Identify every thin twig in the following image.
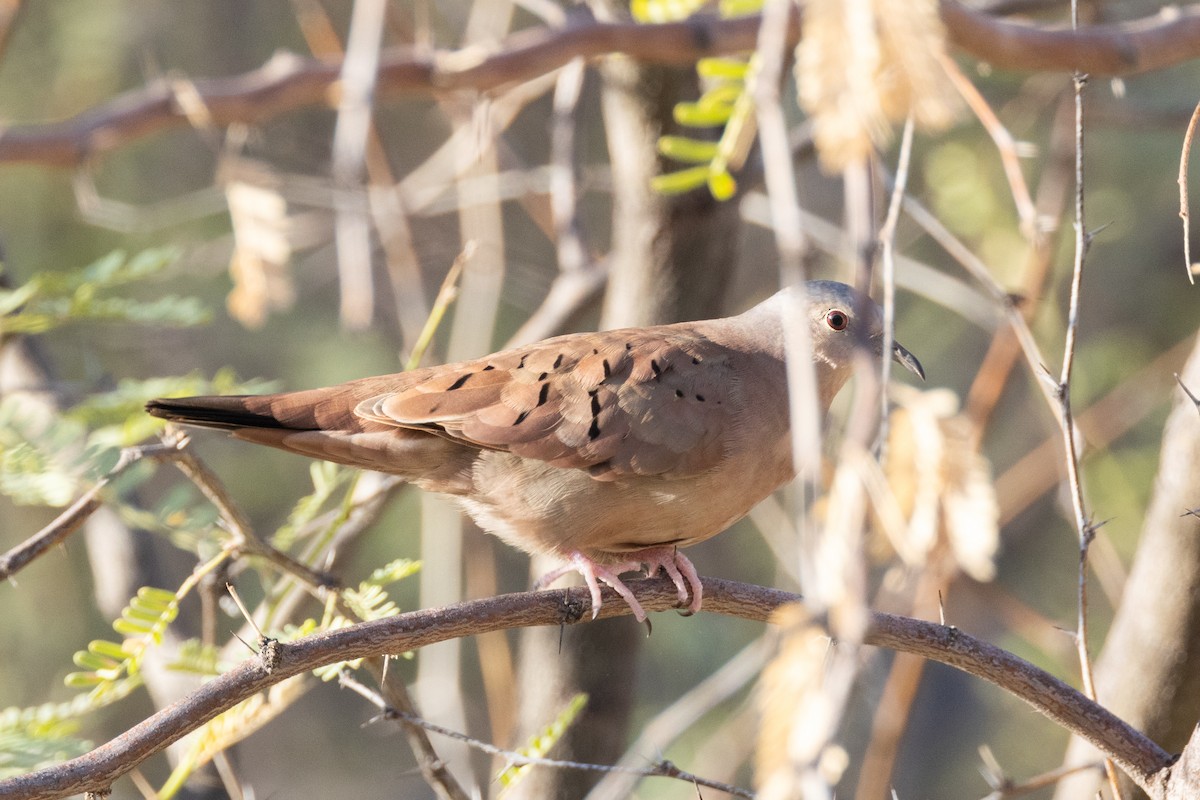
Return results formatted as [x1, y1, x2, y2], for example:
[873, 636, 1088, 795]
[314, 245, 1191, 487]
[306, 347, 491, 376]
[1177, 99, 1200, 284]
[939, 52, 1039, 239]
[978, 745, 1102, 799]
[1062, 4, 1121, 795]
[0, 441, 180, 581]
[329, 0, 387, 330]
[900, 193, 1062, 419]
[878, 115, 916, 450]
[365, 656, 472, 800]
[337, 671, 754, 798]
[163, 443, 334, 593]
[501, 54, 610, 347]
[962, 92, 1074, 433]
[588, 636, 772, 800]
[755, 0, 820, 485]
[996, 334, 1195, 527]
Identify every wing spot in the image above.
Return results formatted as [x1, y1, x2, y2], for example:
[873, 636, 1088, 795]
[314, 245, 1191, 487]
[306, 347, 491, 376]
[553, 353, 564, 369]
[518, 354, 528, 369]
[537, 383, 550, 406]
[601, 359, 611, 380]
[537, 372, 549, 381]
[692, 357, 701, 365]
[513, 410, 530, 426]
[447, 374, 471, 391]
[675, 389, 684, 398]
[650, 359, 662, 380]
[588, 390, 603, 438]
[482, 364, 496, 371]
[625, 342, 633, 351]
[695, 394, 706, 402]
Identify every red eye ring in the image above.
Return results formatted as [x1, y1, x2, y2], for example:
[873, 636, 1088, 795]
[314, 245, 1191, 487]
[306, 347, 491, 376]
[825, 310, 848, 331]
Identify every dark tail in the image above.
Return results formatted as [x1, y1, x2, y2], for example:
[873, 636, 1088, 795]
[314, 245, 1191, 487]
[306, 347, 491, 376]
[146, 396, 291, 431]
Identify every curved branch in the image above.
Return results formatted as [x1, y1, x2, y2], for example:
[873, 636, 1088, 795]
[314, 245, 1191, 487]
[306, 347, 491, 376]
[0, 577, 1172, 800]
[4, 2, 1200, 167]
[0, 13, 774, 168]
[941, 1, 1200, 76]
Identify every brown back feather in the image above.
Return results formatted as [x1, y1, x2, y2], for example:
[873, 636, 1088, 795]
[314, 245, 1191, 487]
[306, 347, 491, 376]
[354, 326, 741, 479]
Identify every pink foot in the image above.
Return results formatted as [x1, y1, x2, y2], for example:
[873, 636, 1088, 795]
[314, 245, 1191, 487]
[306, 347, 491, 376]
[535, 547, 703, 622]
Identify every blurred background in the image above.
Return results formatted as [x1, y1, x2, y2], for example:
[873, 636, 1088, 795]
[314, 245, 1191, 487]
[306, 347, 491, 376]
[0, 1, 1198, 798]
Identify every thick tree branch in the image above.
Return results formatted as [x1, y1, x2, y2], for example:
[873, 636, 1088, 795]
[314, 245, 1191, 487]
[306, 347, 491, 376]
[4, 2, 1200, 167]
[0, 577, 1173, 800]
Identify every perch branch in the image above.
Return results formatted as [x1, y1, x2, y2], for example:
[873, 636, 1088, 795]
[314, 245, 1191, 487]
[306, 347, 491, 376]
[0, 577, 1173, 800]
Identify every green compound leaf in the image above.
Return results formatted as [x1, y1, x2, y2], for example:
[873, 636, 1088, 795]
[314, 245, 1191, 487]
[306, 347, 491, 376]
[636, 1, 763, 200]
[0, 248, 209, 336]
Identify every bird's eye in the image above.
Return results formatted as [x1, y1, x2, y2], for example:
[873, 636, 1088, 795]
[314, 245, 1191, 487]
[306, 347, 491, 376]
[825, 310, 848, 331]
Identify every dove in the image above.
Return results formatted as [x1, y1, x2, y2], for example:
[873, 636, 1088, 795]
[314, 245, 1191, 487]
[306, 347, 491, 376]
[146, 281, 923, 621]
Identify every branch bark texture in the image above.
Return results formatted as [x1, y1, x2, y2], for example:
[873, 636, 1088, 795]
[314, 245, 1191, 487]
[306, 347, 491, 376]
[0, 577, 1174, 800]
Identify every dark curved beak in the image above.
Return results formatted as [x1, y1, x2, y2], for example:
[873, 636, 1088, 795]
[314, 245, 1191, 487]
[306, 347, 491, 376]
[893, 341, 925, 381]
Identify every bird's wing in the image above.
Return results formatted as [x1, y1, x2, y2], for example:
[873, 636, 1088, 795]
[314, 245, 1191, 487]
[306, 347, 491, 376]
[355, 327, 741, 480]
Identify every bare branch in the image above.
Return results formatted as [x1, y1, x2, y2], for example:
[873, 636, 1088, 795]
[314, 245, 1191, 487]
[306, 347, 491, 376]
[939, 51, 1038, 239]
[162, 444, 334, 592]
[7, 3, 1200, 167]
[941, 1, 1200, 77]
[977, 748, 1102, 799]
[1057, 11, 1120, 791]
[0, 441, 180, 582]
[0, 577, 1173, 800]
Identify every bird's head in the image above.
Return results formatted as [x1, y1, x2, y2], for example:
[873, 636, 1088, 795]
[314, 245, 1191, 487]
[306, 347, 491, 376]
[803, 280, 925, 381]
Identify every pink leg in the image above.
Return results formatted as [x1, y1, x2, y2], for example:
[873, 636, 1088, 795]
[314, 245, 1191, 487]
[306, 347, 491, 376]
[535, 547, 703, 622]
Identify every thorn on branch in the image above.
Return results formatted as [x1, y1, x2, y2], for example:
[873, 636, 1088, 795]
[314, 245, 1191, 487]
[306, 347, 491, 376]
[683, 15, 715, 51]
[1176, 373, 1200, 413]
[1082, 525, 1097, 549]
[1090, 219, 1114, 239]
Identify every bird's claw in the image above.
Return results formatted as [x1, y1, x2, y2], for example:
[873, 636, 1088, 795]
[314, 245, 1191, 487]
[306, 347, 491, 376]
[536, 547, 703, 622]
